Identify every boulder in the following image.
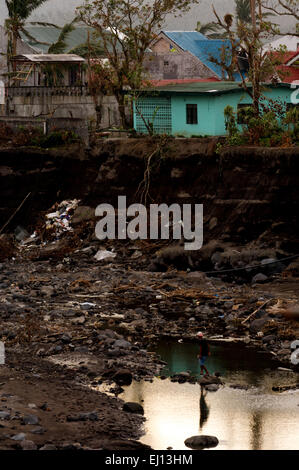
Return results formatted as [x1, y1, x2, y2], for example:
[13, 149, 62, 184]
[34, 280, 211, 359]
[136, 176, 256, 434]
[252, 273, 268, 284]
[205, 384, 220, 392]
[112, 369, 133, 386]
[22, 414, 39, 425]
[20, 440, 37, 450]
[123, 402, 144, 415]
[249, 317, 269, 333]
[113, 339, 132, 349]
[184, 435, 219, 449]
[198, 375, 222, 386]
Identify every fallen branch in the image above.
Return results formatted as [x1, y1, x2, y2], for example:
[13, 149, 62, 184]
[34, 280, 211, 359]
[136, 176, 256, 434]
[241, 299, 272, 324]
[0, 192, 31, 235]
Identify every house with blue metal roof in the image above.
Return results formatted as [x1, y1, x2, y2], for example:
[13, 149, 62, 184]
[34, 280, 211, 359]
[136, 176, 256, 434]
[148, 31, 235, 81]
[133, 82, 295, 137]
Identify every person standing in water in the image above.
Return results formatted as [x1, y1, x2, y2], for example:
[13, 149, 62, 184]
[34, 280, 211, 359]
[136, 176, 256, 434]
[197, 331, 210, 376]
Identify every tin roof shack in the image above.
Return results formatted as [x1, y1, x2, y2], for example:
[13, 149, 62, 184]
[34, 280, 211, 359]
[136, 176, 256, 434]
[9, 54, 85, 87]
[133, 81, 296, 137]
[3, 53, 100, 122]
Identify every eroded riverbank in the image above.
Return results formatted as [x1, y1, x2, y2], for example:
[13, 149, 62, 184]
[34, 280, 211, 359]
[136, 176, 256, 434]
[0, 139, 298, 449]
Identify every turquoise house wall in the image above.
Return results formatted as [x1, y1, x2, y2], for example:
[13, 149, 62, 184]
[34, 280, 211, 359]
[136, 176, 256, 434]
[134, 86, 294, 137]
[171, 94, 216, 136]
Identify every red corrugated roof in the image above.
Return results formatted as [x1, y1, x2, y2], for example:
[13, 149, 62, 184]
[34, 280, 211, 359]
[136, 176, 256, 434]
[149, 77, 221, 87]
[268, 50, 299, 64]
[277, 65, 299, 83]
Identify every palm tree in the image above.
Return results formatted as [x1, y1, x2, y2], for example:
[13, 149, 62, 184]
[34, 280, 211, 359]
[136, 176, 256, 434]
[195, 21, 225, 38]
[235, 0, 274, 24]
[44, 21, 77, 86]
[235, 0, 252, 24]
[5, 0, 57, 59]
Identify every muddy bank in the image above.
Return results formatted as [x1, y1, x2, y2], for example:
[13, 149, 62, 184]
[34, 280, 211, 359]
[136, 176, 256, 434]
[0, 139, 298, 253]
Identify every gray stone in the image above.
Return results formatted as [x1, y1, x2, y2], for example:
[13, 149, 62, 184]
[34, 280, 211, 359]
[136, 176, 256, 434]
[39, 444, 58, 450]
[262, 335, 276, 344]
[30, 427, 46, 435]
[67, 411, 99, 422]
[250, 317, 269, 333]
[113, 369, 133, 386]
[252, 273, 268, 284]
[22, 414, 39, 425]
[11, 433, 26, 441]
[123, 402, 144, 415]
[205, 384, 220, 392]
[61, 333, 72, 343]
[20, 440, 37, 450]
[113, 339, 131, 349]
[229, 384, 250, 390]
[184, 435, 219, 449]
[0, 411, 10, 420]
[198, 375, 222, 386]
[40, 286, 55, 297]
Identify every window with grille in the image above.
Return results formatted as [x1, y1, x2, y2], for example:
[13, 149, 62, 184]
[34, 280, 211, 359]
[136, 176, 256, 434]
[135, 97, 172, 134]
[186, 104, 198, 124]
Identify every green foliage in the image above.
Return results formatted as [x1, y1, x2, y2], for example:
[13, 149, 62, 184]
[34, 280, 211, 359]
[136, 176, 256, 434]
[0, 124, 81, 147]
[78, 0, 199, 128]
[235, 0, 251, 23]
[284, 107, 299, 138]
[222, 97, 298, 148]
[5, 0, 56, 59]
[224, 105, 238, 137]
[37, 130, 80, 147]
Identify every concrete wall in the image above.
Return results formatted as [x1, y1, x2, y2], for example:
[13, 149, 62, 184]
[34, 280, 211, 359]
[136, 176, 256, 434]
[144, 51, 214, 80]
[0, 115, 89, 145]
[1, 86, 123, 129]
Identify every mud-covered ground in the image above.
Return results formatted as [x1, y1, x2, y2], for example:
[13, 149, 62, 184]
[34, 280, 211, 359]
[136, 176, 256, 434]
[0, 227, 298, 449]
[0, 139, 299, 449]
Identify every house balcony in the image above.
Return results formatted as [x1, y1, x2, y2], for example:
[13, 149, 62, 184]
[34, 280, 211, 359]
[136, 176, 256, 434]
[6, 85, 89, 98]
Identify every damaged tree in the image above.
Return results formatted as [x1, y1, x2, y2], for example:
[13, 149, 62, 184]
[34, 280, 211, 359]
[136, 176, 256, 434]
[262, 0, 299, 34]
[4, 0, 58, 78]
[211, 0, 287, 117]
[77, 0, 198, 128]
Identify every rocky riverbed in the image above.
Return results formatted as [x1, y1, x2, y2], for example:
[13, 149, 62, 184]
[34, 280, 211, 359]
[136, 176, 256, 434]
[0, 219, 298, 449]
[0, 139, 298, 450]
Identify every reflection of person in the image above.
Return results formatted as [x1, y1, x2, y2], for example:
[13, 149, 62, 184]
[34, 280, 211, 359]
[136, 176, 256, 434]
[196, 331, 210, 376]
[199, 386, 210, 430]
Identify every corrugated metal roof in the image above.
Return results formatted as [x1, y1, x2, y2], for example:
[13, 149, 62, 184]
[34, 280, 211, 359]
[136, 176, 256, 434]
[163, 31, 208, 51]
[150, 78, 221, 87]
[14, 54, 85, 63]
[20, 27, 95, 54]
[141, 81, 292, 95]
[163, 32, 232, 78]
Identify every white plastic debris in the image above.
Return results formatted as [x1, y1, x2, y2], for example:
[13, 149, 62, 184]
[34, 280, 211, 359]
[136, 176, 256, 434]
[45, 199, 80, 237]
[94, 250, 116, 261]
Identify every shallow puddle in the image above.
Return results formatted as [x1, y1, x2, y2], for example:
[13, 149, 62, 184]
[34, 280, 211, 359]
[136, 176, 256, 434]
[119, 340, 299, 450]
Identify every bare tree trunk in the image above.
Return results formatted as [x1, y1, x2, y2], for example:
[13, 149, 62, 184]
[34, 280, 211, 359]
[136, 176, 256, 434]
[116, 93, 130, 129]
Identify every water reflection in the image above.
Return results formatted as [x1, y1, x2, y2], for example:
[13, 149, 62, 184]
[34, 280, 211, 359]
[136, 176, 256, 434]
[119, 341, 299, 450]
[199, 387, 209, 430]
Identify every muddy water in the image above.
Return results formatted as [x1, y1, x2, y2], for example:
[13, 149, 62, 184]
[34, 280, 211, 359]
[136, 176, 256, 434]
[119, 341, 299, 450]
